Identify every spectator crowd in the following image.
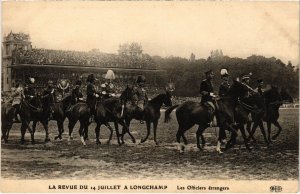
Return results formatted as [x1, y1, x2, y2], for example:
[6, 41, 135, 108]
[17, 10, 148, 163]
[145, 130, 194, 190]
[12, 48, 157, 69]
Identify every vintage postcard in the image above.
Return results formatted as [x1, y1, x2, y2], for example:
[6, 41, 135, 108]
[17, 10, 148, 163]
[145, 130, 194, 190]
[1, 1, 299, 193]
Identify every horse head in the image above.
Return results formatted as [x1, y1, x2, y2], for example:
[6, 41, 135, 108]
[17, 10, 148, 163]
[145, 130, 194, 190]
[280, 88, 293, 103]
[227, 80, 249, 100]
[163, 92, 173, 107]
[120, 85, 135, 103]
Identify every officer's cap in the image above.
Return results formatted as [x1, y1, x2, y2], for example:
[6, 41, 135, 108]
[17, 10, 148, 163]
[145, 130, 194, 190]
[205, 70, 213, 75]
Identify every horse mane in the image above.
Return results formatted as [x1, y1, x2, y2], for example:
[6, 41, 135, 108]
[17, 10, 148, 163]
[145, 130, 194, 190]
[149, 93, 166, 104]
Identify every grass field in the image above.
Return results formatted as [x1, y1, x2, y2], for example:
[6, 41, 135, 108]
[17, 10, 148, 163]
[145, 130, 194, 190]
[1, 108, 299, 180]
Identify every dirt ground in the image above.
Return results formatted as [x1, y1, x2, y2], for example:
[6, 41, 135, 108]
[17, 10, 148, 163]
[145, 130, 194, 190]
[1, 109, 298, 180]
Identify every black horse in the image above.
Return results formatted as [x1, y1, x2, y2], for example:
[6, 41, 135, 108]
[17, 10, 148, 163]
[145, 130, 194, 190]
[94, 96, 130, 145]
[18, 95, 48, 144]
[247, 86, 293, 143]
[225, 91, 268, 151]
[67, 102, 91, 145]
[120, 90, 173, 145]
[1, 102, 17, 143]
[165, 80, 251, 152]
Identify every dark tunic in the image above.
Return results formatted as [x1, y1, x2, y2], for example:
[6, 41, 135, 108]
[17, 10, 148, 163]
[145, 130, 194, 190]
[86, 82, 97, 109]
[200, 79, 214, 103]
[219, 81, 230, 97]
[42, 86, 57, 112]
[23, 83, 36, 99]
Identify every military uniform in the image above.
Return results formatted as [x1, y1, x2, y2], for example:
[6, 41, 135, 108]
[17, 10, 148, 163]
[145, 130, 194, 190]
[86, 74, 98, 116]
[23, 83, 36, 100]
[132, 85, 148, 109]
[101, 82, 116, 98]
[219, 81, 230, 97]
[43, 81, 57, 119]
[200, 79, 214, 103]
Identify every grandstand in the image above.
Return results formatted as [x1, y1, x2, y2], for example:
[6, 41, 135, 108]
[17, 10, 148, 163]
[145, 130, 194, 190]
[2, 32, 165, 93]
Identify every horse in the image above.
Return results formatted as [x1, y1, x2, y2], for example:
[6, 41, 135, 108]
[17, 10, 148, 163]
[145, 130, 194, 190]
[224, 91, 268, 151]
[1, 102, 16, 143]
[120, 90, 173, 145]
[247, 86, 293, 143]
[94, 96, 130, 145]
[164, 80, 251, 153]
[66, 102, 91, 145]
[18, 94, 47, 144]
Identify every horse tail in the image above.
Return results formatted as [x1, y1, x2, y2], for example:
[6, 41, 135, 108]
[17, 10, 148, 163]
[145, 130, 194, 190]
[164, 105, 179, 123]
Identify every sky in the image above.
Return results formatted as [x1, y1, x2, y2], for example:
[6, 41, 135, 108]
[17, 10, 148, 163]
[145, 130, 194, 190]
[2, 1, 299, 66]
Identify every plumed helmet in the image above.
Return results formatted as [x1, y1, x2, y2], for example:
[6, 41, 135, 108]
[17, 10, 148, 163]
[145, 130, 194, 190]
[220, 68, 229, 76]
[241, 73, 252, 81]
[86, 74, 98, 83]
[136, 75, 146, 83]
[105, 70, 115, 80]
[28, 77, 35, 84]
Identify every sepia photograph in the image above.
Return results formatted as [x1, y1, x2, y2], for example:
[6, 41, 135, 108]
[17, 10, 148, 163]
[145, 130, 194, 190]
[1, 1, 299, 193]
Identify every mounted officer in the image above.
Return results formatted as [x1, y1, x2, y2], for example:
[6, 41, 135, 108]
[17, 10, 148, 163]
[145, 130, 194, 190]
[11, 82, 24, 122]
[43, 80, 57, 120]
[254, 79, 264, 96]
[101, 70, 116, 98]
[86, 74, 99, 122]
[219, 68, 230, 97]
[23, 77, 36, 100]
[200, 70, 218, 126]
[132, 75, 148, 124]
[65, 80, 84, 114]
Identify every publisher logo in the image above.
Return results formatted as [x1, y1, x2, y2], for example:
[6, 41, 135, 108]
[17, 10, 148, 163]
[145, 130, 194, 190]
[270, 186, 282, 192]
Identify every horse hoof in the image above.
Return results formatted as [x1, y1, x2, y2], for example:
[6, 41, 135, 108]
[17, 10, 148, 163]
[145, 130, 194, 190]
[54, 136, 59, 140]
[132, 139, 136, 144]
[106, 141, 112, 145]
[155, 142, 159, 146]
[96, 140, 101, 145]
[45, 138, 51, 142]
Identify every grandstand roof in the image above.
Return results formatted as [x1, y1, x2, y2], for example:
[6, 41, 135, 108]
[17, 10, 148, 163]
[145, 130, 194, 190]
[9, 64, 165, 72]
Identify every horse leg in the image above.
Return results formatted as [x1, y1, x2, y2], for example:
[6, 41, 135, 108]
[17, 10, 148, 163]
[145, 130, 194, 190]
[239, 124, 251, 152]
[95, 123, 101, 145]
[84, 121, 90, 141]
[125, 119, 136, 144]
[225, 131, 237, 150]
[141, 121, 151, 143]
[246, 121, 256, 142]
[41, 121, 50, 142]
[216, 125, 226, 154]
[114, 121, 122, 146]
[271, 120, 282, 140]
[267, 121, 272, 143]
[79, 122, 86, 146]
[105, 123, 114, 145]
[176, 129, 185, 152]
[68, 120, 76, 142]
[24, 121, 35, 144]
[258, 120, 269, 146]
[55, 120, 64, 140]
[153, 120, 159, 145]
[20, 123, 27, 144]
[196, 125, 205, 150]
[1, 122, 8, 143]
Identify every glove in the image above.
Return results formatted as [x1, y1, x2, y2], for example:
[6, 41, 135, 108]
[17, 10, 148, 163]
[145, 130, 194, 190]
[95, 94, 99, 98]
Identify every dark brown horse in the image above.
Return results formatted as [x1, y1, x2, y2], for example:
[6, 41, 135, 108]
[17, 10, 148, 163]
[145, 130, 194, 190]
[18, 95, 47, 144]
[1, 102, 16, 143]
[94, 97, 130, 145]
[67, 102, 91, 145]
[247, 86, 293, 143]
[165, 81, 250, 153]
[120, 88, 173, 145]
